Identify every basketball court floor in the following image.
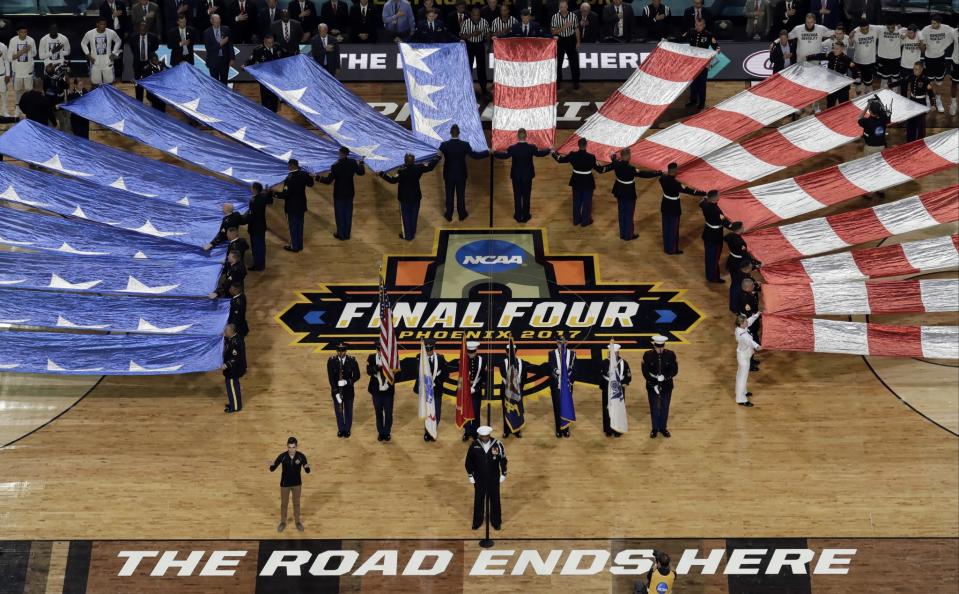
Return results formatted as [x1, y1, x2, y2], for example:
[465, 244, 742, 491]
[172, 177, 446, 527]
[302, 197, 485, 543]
[0, 81, 956, 593]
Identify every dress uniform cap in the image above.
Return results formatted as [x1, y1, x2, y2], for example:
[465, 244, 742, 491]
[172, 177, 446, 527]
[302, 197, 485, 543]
[466, 341, 480, 351]
[477, 426, 493, 436]
[336, 342, 348, 351]
[610, 343, 621, 352]
[652, 335, 668, 345]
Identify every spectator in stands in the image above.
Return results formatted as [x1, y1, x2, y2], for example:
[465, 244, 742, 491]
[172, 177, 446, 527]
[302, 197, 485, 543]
[289, 0, 319, 41]
[382, 0, 415, 41]
[131, 0, 161, 34]
[577, 2, 600, 42]
[447, 0, 469, 35]
[417, 0, 440, 23]
[311, 24, 340, 76]
[227, 0, 258, 43]
[683, 0, 711, 30]
[813, 0, 840, 29]
[203, 14, 234, 84]
[271, 10, 303, 55]
[320, 0, 350, 39]
[168, 14, 197, 65]
[100, 0, 129, 79]
[18, 79, 57, 127]
[195, 0, 226, 33]
[491, 5, 518, 37]
[129, 22, 160, 102]
[845, 0, 881, 29]
[414, 8, 451, 42]
[66, 78, 90, 138]
[773, 0, 803, 37]
[259, 0, 282, 41]
[641, 0, 670, 41]
[744, 0, 771, 41]
[350, 0, 380, 43]
[512, 0, 544, 22]
[7, 25, 37, 119]
[511, 8, 545, 37]
[39, 24, 70, 67]
[246, 34, 286, 111]
[162, 0, 192, 43]
[602, 0, 634, 42]
[769, 29, 797, 72]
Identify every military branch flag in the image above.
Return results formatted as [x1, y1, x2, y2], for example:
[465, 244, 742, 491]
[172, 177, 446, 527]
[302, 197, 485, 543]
[503, 336, 525, 434]
[491, 37, 557, 151]
[559, 341, 576, 429]
[418, 340, 438, 440]
[377, 272, 398, 383]
[607, 341, 628, 434]
[455, 338, 475, 429]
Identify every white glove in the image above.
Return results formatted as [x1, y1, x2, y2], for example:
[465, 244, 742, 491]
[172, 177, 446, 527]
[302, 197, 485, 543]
[654, 385, 660, 395]
[335, 393, 342, 404]
[657, 375, 665, 382]
[499, 475, 506, 484]
[469, 476, 475, 484]
[337, 379, 348, 387]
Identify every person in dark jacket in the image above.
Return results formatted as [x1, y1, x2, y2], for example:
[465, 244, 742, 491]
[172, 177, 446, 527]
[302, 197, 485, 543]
[328, 342, 361, 437]
[168, 14, 197, 65]
[274, 159, 314, 252]
[202, 14, 234, 84]
[641, 334, 677, 438]
[310, 23, 339, 75]
[414, 7, 451, 42]
[805, 41, 856, 107]
[367, 353, 396, 441]
[551, 138, 607, 227]
[318, 146, 365, 240]
[205, 202, 246, 251]
[18, 81, 57, 127]
[245, 182, 274, 271]
[493, 127, 551, 222]
[128, 22, 161, 102]
[699, 190, 732, 283]
[65, 78, 90, 138]
[725, 221, 760, 312]
[222, 323, 246, 413]
[227, 0, 258, 43]
[438, 124, 489, 221]
[577, 2, 600, 42]
[656, 162, 706, 255]
[596, 148, 659, 240]
[413, 338, 448, 441]
[465, 425, 508, 530]
[320, 0, 350, 38]
[379, 153, 441, 241]
[769, 29, 797, 72]
[349, 0, 380, 42]
[142, 52, 167, 111]
[889, 61, 934, 141]
[245, 34, 286, 112]
[510, 9, 545, 36]
[288, 0, 319, 39]
[228, 283, 248, 337]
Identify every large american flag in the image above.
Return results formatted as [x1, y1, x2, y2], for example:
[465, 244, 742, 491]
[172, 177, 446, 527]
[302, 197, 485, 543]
[378, 276, 398, 383]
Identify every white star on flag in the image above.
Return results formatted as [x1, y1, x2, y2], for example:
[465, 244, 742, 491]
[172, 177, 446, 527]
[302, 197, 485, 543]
[274, 87, 320, 115]
[227, 127, 268, 150]
[177, 98, 222, 123]
[411, 105, 450, 142]
[400, 44, 441, 75]
[41, 154, 91, 177]
[108, 119, 125, 132]
[406, 73, 445, 109]
[350, 145, 388, 161]
[321, 120, 354, 144]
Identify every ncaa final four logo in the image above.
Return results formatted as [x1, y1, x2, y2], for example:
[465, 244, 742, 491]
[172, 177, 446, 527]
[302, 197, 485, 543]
[278, 229, 703, 389]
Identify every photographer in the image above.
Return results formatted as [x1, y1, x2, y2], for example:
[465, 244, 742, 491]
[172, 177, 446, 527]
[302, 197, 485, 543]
[858, 96, 891, 197]
[43, 62, 69, 130]
[643, 551, 676, 593]
[246, 182, 275, 271]
[18, 77, 57, 128]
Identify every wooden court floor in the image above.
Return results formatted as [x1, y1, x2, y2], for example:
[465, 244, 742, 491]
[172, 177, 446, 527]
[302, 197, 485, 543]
[0, 81, 956, 592]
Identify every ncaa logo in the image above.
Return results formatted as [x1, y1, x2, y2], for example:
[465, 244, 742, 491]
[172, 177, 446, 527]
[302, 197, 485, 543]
[456, 239, 525, 273]
[656, 583, 670, 594]
[742, 50, 773, 78]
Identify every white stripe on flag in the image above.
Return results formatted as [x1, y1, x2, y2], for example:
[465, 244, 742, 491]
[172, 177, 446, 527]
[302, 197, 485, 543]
[838, 154, 913, 192]
[778, 116, 858, 153]
[902, 235, 957, 271]
[493, 105, 555, 131]
[925, 129, 959, 162]
[716, 91, 795, 122]
[811, 281, 871, 314]
[813, 318, 869, 355]
[494, 58, 557, 87]
[780, 62, 851, 92]
[647, 123, 730, 157]
[873, 195, 938, 235]
[920, 326, 959, 359]
[780, 217, 850, 256]
[802, 251, 863, 282]
[577, 112, 650, 147]
[919, 279, 959, 313]
[657, 40, 720, 58]
[619, 70, 691, 105]
[700, 145, 780, 182]
[749, 178, 827, 220]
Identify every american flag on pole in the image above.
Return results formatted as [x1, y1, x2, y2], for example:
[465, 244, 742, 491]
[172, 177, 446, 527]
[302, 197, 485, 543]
[377, 273, 398, 383]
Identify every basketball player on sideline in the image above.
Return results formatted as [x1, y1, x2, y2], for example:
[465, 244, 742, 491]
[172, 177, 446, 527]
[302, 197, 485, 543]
[269, 436, 310, 532]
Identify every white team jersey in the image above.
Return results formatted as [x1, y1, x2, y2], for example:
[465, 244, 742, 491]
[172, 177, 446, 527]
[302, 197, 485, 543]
[789, 23, 832, 61]
[850, 24, 882, 64]
[81, 28, 122, 68]
[920, 23, 955, 59]
[38, 34, 71, 64]
[953, 27, 958, 64]
[900, 34, 922, 68]
[877, 27, 903, 60]
[6, 35, 37, 78]
[0, 44, 8, 77]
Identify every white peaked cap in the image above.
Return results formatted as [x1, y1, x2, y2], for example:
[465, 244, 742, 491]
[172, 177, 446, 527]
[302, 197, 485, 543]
[652, 335, 668, 345]
[466, 341, 480, 350]
[477, 426, 493, 436]
[610, 344, 621, 352]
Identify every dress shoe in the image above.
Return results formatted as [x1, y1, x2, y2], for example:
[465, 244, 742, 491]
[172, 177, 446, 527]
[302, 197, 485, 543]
[709, 278, 726, 284]
[248, 266, 263, 272]
[344, 432, 351, 438]
[398, 233, 406, 240]
[661, 430, 671, 438]
[515, 432, 522, 439]
[224, 406, 234, 413]
[295, 522, 305, 532]
[277, 522, 286, 532]
[746, 392, 753, 397]
[582, 220, 593, 227]
[472, 523, 481, 530]
[377, 435, 384, 442]
[650, 430, 657, 438]
[283, 245, 295, 252]
[459, 213, 470, 221]
[738, 401, 754, 407]
[604, 430, 612, 437]
[443, 213, 453, 222]
[492, 524, 501, 530]
[385, 434, 391, 441]
[613, 431, 622, 438]
[627, 233, 639, 240]
[337, 431, 343, 438]
[563, 430, 570, 438]
[750, 364, 760, 372]
[462, 434, 470, 441]
[503, 431, 510, 438]
[423, 433, 431, 442]
[333, 233, 341, 239]
[684, 101, 695, 107]
[556, 431, 563, 438]
[670, 250, 685, 255]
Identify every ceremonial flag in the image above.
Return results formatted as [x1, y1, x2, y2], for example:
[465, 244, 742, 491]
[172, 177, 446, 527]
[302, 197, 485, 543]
[607, 342, 628, 434]
[455, 339, 475, 429]
[377, 274, 398, 383]
[762, 279, 959, 316]
[491, 37, 557, 151]
[503, 336, 525, 433]
[558, 342, 576, 428]
[418, 340, 438, 440]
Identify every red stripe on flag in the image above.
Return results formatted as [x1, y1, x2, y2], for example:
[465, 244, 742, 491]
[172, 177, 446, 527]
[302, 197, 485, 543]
[493, 37, 556, 61]
[761, 283, 815, 315]
[883, 140, 955, 178]
[923, 185, 959, 220]
[827, 208, 886, 247]
[749, 75, 825, 108]
[640, 47, 712, 82]
[492, 83, 556, 109]
[761, 315, 815, 352]
[742, 228, 804, 264]
[851, 244, 914, 278]
[759, 260, 812, 284]
[492, 128, 554, 151]
[867, 324, 924, 357]
[793, 166, 866, 202]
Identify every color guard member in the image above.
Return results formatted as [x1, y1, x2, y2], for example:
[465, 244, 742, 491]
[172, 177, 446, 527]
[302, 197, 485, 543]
[551, 138, 606, 227]
[327, 342, 361, 437]
[317, 146, 365, 241]
[227, 283, 248, 337]
[465, 425, 507, 530]
[548, 336, 576, 438]
[699, 190, 732, 283]
[462, 340, 486, 440]
[642, 335, 677, 438]
[366, 352, 395, 442]
[597, 148, 659, 241]
[599, 343, 631, 437]
[414, 338, 448, 441]
[499, 342, 526, 438]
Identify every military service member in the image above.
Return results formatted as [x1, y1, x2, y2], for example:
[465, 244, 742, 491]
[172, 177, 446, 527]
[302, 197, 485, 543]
[327, 342, 361, 438]
[465, 425, 508, 530]
[597, 148, 659, 241]
[642, 335, 678, 438]
[318, 146, 365, 241]
[204, 202, 245, 251]
[548, 335, 576, 438]
[657, 163, 706, 255]
[414, 338, 448, 441]
[246, 33, 287, 111]
[462, 340, 486, 441]
[599, 343, 631, 437]
[228, 283, 248, 338]
[222, 323, 246, 413]
[699, 190, 732, 283]
[366, 351, 395, 442]
[499, 342, 527, 439]
[551, 138, 606, 227]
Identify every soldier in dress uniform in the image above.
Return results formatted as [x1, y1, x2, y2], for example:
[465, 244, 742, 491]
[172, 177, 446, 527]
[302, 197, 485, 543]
[684, 18, 720, 109]
[492, 128, 552, 222]
[222, 323, 246, 413]
[228, 283, 248, 337]
[729, 258, 756, 313]
[641, 335, 678, 438]
[499, 342, 526, 439]
[317, 146, 365, 241]
[598, 343, 631, 437]
[142, 52, 166, 111]
[414, 338, 448, 441]
[438, 124, 488, 221]
[551, 138, 606, 227]
[245, 182, 274, 271]
[223, 226, 250, 264]
[462, 340, 486, 441]
[366, 352, 395, 442]
[656, 163, 706, 255]
[725, 221, 760, 313]
[275, 158, 315, 253]
[699, 189, 732, 283]
[210, 249, 247, 298]
[379, 153, 441, 241]
[548, 335, 576, 438]
[596, 148, 659, 240]
[245, 33, 287, 112]
[205, 202, 245, 251]
[738, 278, 762, 372]
[465, 425, 508, 530]
[806, 41, 856, 106]
[327, 342, 361, 438]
